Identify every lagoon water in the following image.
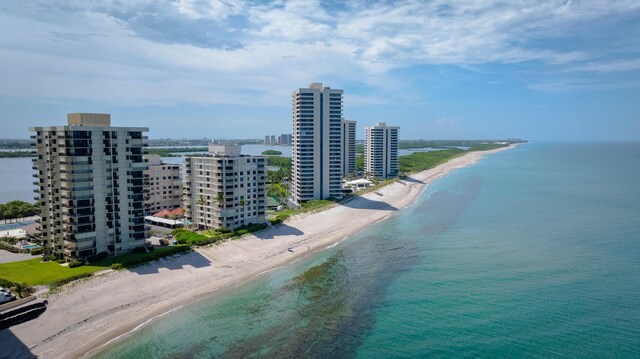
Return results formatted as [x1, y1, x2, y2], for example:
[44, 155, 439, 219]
[77, 143, 640, 357]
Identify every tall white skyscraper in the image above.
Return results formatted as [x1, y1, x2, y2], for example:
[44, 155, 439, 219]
[341, 119, 356, 176]
[364, 122, 399, 179]
[31, 113, 148, 260]
[291, 83, 343, 204]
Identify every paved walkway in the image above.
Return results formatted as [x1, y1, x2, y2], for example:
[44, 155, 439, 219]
[0, 249, 33, 264]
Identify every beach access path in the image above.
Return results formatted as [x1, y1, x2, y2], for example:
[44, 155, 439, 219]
[2, 145, 515, 359]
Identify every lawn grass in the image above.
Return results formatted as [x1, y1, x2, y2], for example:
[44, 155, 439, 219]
[0, 258, 104, 285]
[0, 246, 186, 286]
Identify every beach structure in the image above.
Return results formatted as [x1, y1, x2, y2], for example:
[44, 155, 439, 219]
[341, 119, 357, 175]
[291, 83, 343, 204]
[364, 122, 399, 179]
[30, 113, 148, 260]
[182, 144, 267, 230]
[144, 155, 182, 213]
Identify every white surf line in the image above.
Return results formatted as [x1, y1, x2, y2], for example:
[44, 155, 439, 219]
[326, 235, 349, 249]
[375, 215, 391, 224]
[83, 305, 185, 358]
[254, 266, 283, 277]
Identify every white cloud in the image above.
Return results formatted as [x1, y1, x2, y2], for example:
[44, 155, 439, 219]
[0, 0, 639, 107]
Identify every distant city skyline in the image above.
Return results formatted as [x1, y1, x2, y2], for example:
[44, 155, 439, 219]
[1, 1, 639, 141]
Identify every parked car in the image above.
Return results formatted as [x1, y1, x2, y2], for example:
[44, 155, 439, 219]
[0, 292, 16, 304]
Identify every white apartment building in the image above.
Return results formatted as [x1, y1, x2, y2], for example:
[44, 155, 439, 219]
[341, 119, 356, 175]
[291, 83, 343, 204]
[364, 122, 399, 179]
[30, 113, 148, 260]
[183, 144, 266, 230]
[144, 155, 181, 213]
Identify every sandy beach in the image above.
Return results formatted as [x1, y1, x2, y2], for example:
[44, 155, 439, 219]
[3, 145, 514, 358]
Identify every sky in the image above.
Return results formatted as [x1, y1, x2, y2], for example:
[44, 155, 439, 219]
[0, 0, 639, 141]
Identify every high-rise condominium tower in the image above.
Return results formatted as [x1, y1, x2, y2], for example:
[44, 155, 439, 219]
[364, 122, 399, 179]
[341, 119, 356, 176]
[291, 83, 343, 204]
[183, 144, 266, 230]
[30, 113, 148, 260]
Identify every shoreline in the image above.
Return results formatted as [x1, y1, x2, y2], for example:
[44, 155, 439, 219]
[5, 145, 516, 358]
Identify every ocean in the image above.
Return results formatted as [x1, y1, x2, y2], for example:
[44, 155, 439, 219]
[94, 143, 640, 358]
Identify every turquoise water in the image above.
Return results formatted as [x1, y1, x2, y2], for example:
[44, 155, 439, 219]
[95, 143, 640, 358]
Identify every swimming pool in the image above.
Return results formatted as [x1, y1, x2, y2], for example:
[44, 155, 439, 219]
[22, 244, 40, 250]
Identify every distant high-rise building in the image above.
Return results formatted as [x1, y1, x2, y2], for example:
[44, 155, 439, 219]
[364, 122, 399, 179]
[30, 113, 148, 260]
[278, 133, 292, 145]
[264, 135, 270, 145]
[291, 83, 343, 204]
[270, 135, 276, 146]
[183, 144, 266, 230]
[341, 119, 356, 175]
[144, 155, 182, 213]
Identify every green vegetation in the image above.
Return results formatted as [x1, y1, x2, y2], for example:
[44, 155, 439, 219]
[49, 273, 93, 290]
[265, 155, 291, 168]
[172, 224, 268, 246]
[0, 246, 191, 286]
[268, 182, 289, 201]
[261, 150, 282, 155]
[0, 200, 38, 220]
[268, 199, 337, 225]
[398, 139, 525, 149]
[0, 241, 29, 254]
[398, 148, 466, 173]
[355, 155, 364, 172]
[0, 278, 35, 298]
[0, 151, 32, 158]
[145, 147, 207, 157]
[0, 139, 32, 149]
[356, 144, 364, 154]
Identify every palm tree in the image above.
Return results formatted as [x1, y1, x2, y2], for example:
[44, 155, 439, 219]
[11, 282, 35, 298]
[215, 192, 225, 209]
[197, 196, 207, 231]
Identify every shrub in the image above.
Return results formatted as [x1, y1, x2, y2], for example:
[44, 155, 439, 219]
[30, 248, 43, 255]
[115, 245, 191, 268]
[87, 252, 109, 263]
[0, 241, 28, 254]
[111, 263, 124, 270]
[49, 273, 93, 289]
[132, 246, 147, 254]
[56, 259, 66, 264]
[0, 277, 15, 289]
[47, 254, 57, 261]
[68, 259, 83, 268]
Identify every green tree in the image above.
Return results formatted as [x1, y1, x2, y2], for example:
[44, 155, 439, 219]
[11, 282, 35, 298]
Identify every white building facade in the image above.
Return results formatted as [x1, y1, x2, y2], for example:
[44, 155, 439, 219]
[30, 113, 148, 260]
[341, 119, 356, 176]
[291, 83, 343, 204]
[183, 144, 267, 230]
[364, 122, 399, 179]
[144, 155, 182, 213]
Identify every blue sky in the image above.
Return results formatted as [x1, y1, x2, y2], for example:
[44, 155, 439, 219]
[0, 0, 639, 141]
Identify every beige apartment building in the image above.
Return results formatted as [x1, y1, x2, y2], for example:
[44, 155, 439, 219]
[144, 155, 181, 214]
[365, 122, 399, 179]
[291, 83, 343, 204]
[30, 113, 148, 260]
[183, 144, 266, 230]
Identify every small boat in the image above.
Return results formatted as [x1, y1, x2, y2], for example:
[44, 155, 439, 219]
[287, 246, 294, 253]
